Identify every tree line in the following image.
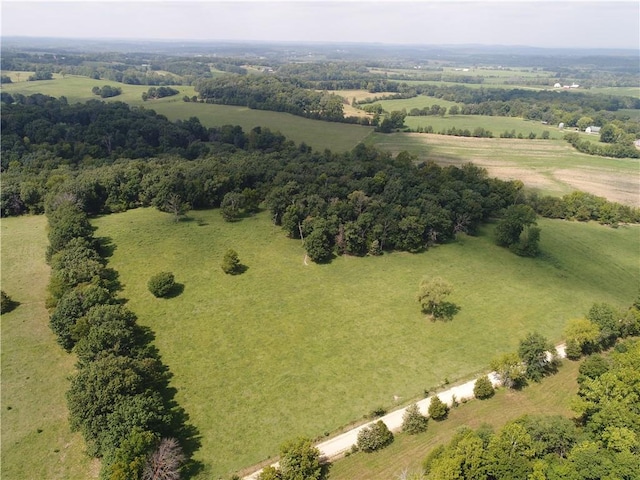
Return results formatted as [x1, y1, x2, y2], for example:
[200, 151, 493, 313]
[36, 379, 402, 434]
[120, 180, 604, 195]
[44, 193, 199, 480]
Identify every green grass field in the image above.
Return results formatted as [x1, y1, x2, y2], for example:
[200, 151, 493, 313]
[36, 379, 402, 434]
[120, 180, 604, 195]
[91, 207, 639, 477]
[1, 215, 99, 480]
[368, 132, 640, 206]
[1, 73, 372, 153]
[329, 358, 582, 479]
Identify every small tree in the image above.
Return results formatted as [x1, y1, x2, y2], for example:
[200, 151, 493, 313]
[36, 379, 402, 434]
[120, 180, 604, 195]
[278, 437, 322, 480]
[473, 376, 495, 399]
[428, 395, 449, 420]
[357, 420, 394, 452]
[490, 352, 527, 389]
[147, 272, 176, 298]
[417, 277, 455, 320]
[402, 403, 428, 434]
[518, 332, 555, 382]
[142, 437, 185, 480]
[221, 249, 242, 275]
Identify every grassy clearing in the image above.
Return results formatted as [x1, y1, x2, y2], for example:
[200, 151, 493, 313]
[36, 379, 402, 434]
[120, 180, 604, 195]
[329, 358, 581, 480]
[92, 207, 639, 477]
[0, 215, 99, 479]
[368, 132, 640, 206]
[370, 95, 461, 112]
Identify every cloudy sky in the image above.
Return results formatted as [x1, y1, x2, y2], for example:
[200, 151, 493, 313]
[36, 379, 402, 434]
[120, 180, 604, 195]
[2, 1, 639, 49]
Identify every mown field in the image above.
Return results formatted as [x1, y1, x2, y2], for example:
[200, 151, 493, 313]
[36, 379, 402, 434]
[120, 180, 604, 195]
[368, 132, 640, 206]
[1, 215, 99, 480]
[90, 207, 639, 477]
[330, 358, 582, 479]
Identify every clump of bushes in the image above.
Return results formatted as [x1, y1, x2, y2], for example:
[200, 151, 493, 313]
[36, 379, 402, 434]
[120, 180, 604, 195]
[473, 376, 495, 399]
[147, 272, 176, 298]
[357, 420, 394, 452]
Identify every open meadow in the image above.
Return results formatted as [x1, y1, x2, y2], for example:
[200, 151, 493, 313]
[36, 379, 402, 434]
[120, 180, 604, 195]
[1, 215, 99, 480]
[90, 207, 639, 477]
[368, 132, 640, 206]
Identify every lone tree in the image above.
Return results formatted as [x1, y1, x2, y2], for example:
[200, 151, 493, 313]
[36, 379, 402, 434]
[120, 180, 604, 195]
[417, 277, 456, 320]
[278, 437, 323, 480]
[221, 249, 242, 275]
[402, 403, 428, 434]
[147, 272, 176, 298]
[161, 193, 189, 222]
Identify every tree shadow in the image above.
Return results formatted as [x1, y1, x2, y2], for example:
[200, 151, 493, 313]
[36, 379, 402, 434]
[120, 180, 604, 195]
[96, 236, 117, 258]
[429, 302, 461, 322]
[163, 283, 185, 299]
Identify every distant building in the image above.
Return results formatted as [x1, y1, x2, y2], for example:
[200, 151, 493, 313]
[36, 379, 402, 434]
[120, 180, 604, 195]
[554, 82, 562, 88]
[558, 122, 565, 129]
[585, 126, 601, 134]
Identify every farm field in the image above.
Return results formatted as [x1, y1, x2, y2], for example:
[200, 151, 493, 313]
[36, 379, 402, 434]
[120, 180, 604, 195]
[367, 95, 461, 112]
[330, 358, 582, 480]
[1, 74, 372, 152]
[91, 207, 639, 477]
[368, 132, 640, 206]
[402, 114, 565, 140]
[0, 73, 196, 105]
[149, 101, 373, 152]
[0, 215, 99, 480]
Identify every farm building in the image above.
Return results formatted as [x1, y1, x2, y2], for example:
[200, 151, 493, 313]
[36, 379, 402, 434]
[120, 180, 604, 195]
[585, 126, 601, 134]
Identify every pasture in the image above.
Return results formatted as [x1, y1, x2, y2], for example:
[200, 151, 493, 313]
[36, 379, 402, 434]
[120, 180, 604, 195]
[1, 215, 99, 479]
[368, 132, 640, 206]
[1, 73, 372, 152]
[330, 358, 582, 480]
[92, 207, 639, 477]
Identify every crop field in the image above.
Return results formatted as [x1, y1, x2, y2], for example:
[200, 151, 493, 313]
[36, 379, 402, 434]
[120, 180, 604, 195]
[369, 132, 640, 206]
[1, 215, 99, 480]
[91, 207, 639, 477]
[330, 357, 582, 479]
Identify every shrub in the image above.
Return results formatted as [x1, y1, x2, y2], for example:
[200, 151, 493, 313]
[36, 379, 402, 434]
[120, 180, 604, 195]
[428, 395, 449, 420]
[147, 272, 176, 298]
[357, 420, 394, 452]
[221, 249, 242, 274]
[402, 403, 428, 434]
[473, 376, 495, 399]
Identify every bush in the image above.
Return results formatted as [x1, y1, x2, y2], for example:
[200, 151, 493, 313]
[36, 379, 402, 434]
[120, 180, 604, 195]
[473, 376, 495, 399]
[428, 395, 449, 420]
[402, 403, 428, 434]
[357, 420, 394, 452]
[147, 272, 176, 298]
[221, 249, 242, 274]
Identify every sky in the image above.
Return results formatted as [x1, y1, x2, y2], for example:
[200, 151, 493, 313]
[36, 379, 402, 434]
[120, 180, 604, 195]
[2, 1, 639, 50]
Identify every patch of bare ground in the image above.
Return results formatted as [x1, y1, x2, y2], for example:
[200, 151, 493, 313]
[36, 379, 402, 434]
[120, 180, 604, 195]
[393, 134, 640, 206]
[554, 169, 640, 206]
